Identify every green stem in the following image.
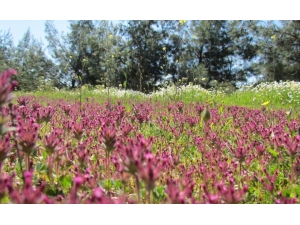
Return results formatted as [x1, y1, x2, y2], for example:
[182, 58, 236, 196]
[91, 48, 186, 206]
[148, 190, 151, 204]
[106, 151, 111, 178]
[290, 157, 294, 187]
[48, 156, 54, 185]
[105, 151, 108, 178]
[8, 103, 24, 182]
[0, 162, 2, 179]
[25, 154, 30, 171]
[240, 162, 244, 187]
[108, 152, 111, 177]
[135, 175, 141, 204]
[43, 122, 48, 137]
[55, 152, 59, 176]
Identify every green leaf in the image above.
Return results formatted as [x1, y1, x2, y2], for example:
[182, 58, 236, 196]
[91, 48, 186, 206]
[103, 179, 113, 190]
[59, 175, 73, 189]
[269, 164, 278, 173]
[35, 162, 46, 173]
[199, 119, 203, 129]
[1, 195, 9, 204]
[294, 186, 300, 197]
[282, 189, 292, 198]
[153, 185, 166, 201]
[45, 187, 64, 197]
[90, 154, 97, 163]
[42, 150, 48, 159]
[114, 180, 123, 190]
[267, 147, 278, 157]
[218, 104, 224, 115]
[225, 117, 233, 127]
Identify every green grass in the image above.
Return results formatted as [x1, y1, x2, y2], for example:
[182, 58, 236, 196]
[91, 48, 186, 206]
[15, 80, 300, 111]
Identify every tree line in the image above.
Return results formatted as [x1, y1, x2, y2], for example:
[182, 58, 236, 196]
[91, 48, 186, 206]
[1, 20, 299, 92]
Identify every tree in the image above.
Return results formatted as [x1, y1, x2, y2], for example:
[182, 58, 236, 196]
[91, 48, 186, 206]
[0, 30, 15, 72]
[45, 20, 72, 88]
[250, 20, 300, 82]
[67, 20, 95, 85]
[13, 29, 57, 91]
[91, 20, 123, 88]
[45, 20, 123, 88]
[188, 21, 236, 88]
[228, 20, 259, 83]
[120, 20, 171, 92]
[165, 20, 192, 83]
[274, 20, 300, 81]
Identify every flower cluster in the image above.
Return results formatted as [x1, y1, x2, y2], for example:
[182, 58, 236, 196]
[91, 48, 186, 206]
[1, 68, 300, 204]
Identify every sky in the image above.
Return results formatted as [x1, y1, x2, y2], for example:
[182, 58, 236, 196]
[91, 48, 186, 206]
[0, 20, 70, 46]
[0, 20, 283, 48]
[0, 0, 295, 46]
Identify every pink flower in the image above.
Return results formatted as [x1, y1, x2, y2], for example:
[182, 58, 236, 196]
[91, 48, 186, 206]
[0, 69, 18, 107]
[17, 117, 39, 155]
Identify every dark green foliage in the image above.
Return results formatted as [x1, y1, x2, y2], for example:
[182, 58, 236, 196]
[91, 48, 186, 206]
[120, 20, 172, 92]
[0, 30, 14, 72]
[251, 20, 300, 82]
[14, 29, 57, 91]
[2, 20, 300, 93]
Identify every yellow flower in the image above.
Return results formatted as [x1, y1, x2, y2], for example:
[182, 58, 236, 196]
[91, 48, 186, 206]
[271, 35, 276, 39]
[261, 100, 270, 106]
[162, 47, 166, 51]
[285, 109, 292, 116]
[176, 60, 178, 63]
[160, 66, 163, 69]
[202, 78, 206, 81]
[40, 173, 49, 182]
[111, 55, 114, 58]
[192, 35, 196, 39]
[179, 20, 186, 25]
[69, 55, 72, 59]
[109, 34, 113, 39]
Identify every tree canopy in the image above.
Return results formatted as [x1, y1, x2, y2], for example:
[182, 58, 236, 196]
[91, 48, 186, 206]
[1, 20, 300, 92]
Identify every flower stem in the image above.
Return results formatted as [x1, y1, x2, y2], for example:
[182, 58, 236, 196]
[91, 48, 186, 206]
[290, 157, 294, 187]
[106, 151, 111, 178]
[148, 190, 151, 204]
[25, 153, 30, 171]
[240, 162, 244, 187]
[0, 162, 2, 179]
[135, 175, 141, 204]
[48, 156, 54, 185]
[8, 103, 24, 182]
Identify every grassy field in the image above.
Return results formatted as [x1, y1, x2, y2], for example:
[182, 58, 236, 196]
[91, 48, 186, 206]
[16, 80, 300, 110]
[1, 78, 299, 204]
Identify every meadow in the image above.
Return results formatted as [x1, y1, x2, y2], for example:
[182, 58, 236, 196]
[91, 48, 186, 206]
[1, 68, 300, 204]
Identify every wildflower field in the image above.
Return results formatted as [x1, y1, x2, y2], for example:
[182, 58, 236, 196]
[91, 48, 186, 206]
[1, 69, 300, 204]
